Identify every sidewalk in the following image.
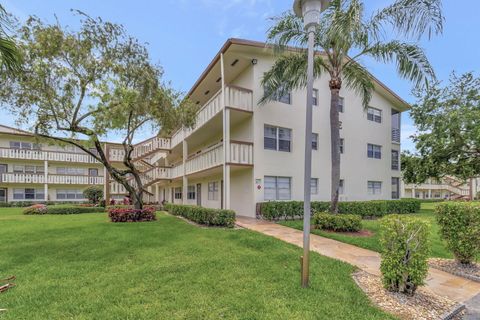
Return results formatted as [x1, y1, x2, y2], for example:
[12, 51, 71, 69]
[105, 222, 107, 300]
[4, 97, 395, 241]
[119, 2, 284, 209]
[236, 217, 480, 303]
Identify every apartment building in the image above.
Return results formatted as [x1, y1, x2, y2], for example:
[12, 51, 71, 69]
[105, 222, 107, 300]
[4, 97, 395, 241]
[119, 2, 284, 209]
[403, 177, 480, 200]
[0, 38, 408, 217]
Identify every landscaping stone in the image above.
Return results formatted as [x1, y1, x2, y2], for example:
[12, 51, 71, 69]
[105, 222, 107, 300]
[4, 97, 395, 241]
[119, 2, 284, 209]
[429, 258, 480, 283]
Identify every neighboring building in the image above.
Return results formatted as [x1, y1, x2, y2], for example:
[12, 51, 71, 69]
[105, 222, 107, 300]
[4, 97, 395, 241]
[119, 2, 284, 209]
[0, 38, 409, 217]
[403, 177, 480, 200]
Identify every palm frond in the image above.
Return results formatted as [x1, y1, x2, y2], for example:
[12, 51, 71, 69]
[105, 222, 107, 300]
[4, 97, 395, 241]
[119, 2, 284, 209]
[369, 0, 444, 40]
[266, 12, 307, 55]
[365, 41, 435, 87]
[0, 4, 22, 74]
[342, 61, 374, 108]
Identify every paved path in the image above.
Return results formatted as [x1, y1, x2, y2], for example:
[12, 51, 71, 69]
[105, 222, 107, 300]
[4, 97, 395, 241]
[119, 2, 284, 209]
[236, 217, 480, 304]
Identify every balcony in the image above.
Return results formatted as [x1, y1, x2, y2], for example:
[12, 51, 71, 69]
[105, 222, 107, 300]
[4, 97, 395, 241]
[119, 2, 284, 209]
[0, 173, 104, 185]
[0, 147, 98, 163]
[185, 143, 223, 175]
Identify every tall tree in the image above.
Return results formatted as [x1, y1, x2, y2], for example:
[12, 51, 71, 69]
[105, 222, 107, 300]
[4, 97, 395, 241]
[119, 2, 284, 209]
[402, 72, 480, 184]
[0, 4, 22, 74]
[0, 12, 195, 209]
[261, 0, 443, 212]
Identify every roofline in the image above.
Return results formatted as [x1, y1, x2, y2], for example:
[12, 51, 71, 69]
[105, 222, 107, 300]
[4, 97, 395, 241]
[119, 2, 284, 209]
[187, 38, 410, 110]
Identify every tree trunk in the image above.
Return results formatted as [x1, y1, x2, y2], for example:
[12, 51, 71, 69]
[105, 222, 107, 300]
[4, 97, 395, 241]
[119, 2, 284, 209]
[329, 78, 342, 213]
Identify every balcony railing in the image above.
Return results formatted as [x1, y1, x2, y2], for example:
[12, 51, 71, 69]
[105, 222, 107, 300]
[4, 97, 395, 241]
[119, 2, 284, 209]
[392, 128, 400, 143]
[230, 141, 253, 165]
[0, 147, 98, 163]
[185, 143, 223, 175]
[0, 173, 104, 185]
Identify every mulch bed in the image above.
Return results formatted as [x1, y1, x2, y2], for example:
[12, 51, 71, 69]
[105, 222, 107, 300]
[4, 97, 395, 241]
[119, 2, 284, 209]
[353, 270, 463, 320]
[322, 229, 373, 237]
[429, 258, 480, 282]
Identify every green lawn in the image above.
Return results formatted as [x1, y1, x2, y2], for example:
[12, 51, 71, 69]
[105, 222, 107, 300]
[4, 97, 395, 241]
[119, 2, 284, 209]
[280, 202, 466, 260]
[0, 208, 394, 320]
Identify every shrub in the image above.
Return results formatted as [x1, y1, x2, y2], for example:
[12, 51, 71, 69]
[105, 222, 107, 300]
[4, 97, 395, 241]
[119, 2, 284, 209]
[379, 215, 429, 295]
[313, 212, 361, 232]
[47, 206, 105, 215]
[435, 202, 480, 264]
[23, 204, 48, 215]
[257, 199, 421, 220]
[165, 204, 235, 228]
[83, 186, 104, 204]
[108, 207, 156, 222]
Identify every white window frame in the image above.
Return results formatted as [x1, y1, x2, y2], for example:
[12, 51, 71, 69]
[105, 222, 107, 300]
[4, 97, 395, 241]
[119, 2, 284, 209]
[208, 181, 219, 200]
[312, 133, 318, 150]
[368, 181, 382, 195]
[339, 179, 345, 195]
[338, 97, 345, 113]
[367, 144, 382, 159]
[313, 89, 318, 106]
[391, 150, 400, 170]
[367, 107, 382, 123]
[264, 125, 292, 152]
[339, 138, 344, 154]
[264, 176, 291, 201]
[310, 178, 318, 195]
[187, 185, 196, 200]
[174, 187, 182, 200]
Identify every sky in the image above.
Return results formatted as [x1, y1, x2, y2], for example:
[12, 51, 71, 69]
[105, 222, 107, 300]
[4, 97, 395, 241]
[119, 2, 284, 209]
[3, 0, 480, 151]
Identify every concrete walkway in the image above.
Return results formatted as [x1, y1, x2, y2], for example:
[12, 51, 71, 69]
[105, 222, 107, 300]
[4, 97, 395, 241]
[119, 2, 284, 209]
[236, 217, 480, 304]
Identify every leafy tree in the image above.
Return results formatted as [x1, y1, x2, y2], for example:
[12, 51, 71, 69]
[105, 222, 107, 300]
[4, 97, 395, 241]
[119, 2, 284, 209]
[0, 4, 22, 74]
[403, 72, 480, 184]
[0, 12, 195, 209]
[261, 0, 442, 212]
[83, 186, 104, 205]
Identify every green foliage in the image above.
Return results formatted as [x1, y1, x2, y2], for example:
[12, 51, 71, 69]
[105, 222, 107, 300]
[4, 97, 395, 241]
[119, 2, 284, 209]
[165, 204, 235, 228]
[313, 212, 361, 232]
[47, 206, 105, 215]
[435, 202, 480, 264]
[404, 73, 480, 183]
[380, 215, 429, 295]
[23, 204, 48, 215]
[258, 199, 421, 220]
[83, 186, 104, 204]
[107, 207, 156, 222]
[0, 4, 22, 74]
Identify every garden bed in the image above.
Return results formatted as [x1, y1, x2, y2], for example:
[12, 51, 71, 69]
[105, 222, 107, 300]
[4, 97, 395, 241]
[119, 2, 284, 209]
[353, 270, 463, 320]
[429, 258, 480, 282]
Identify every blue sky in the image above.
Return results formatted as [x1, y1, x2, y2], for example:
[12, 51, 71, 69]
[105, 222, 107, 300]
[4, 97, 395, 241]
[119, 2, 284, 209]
[3, 0, 480, 151]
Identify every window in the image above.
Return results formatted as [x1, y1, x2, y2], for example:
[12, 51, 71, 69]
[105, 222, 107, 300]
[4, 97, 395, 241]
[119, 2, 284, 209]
[13, 165, 24, 173]
[264, 125, 292, 152]
[339, 179, 345, 195]
[9, 141, 39, 150]
[174, 187, 182, 200]
[367, 107, 382, 123]
[187, 185, 196, 200]
[312, 89, 318, 106]
[25, 166, 35, 173]
[56, 189, 83, 200]
[367, 144, 382, 159]
[208, 182, 219, 200]
[339, 139, 344, 154]
[338, 97, 345, 113]
[265, 84, 291, 104]
[36, 166, 44, 174]
[13, 188, 44, 200]
[56, 167, 86, 175]
[368, 181, 382, 195]
[391, 150, 399, 170]
[391, 177, 400, 199]
[310, 178, 318, 195]
[312, 133, 318, 150]
[88, 168, 99, 176]
[264, 176, 291, 201]
[9, 141, 20, 149]
[434, 192, 441, 198]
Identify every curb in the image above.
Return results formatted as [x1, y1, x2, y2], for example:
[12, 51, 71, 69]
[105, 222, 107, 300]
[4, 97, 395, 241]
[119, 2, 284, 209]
[440, 303, 465, 320]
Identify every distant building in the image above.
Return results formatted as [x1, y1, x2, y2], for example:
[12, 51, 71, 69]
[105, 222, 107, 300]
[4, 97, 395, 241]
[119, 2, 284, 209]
[403, 176, 480, 200]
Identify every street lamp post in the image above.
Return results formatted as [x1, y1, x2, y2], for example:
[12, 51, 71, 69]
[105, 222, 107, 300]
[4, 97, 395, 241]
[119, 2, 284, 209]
[293, 0, 330, 288]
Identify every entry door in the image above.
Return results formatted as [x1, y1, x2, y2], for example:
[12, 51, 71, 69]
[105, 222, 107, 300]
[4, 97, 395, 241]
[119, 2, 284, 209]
[196, 183, 202, 206]
[0, 188, 6, 202]
[0, 164, 6, 183]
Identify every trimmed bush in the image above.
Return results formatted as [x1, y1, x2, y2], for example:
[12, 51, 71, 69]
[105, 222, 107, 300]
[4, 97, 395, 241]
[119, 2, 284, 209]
[83, 186, 104, 204]
[257, 199, 421, 220]
[47, 206, 105, 215]
[165, 204, 235, 228]
[313, 212, 361, 232]
[379, 215, 429, 295]
[435, 202, 480, 264]
[23, 204, 48, 215]
[108, 207, 156, 222]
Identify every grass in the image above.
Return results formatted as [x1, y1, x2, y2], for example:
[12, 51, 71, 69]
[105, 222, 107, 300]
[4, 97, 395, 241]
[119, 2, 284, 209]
[0, 208, 394, 320]
[279, 202, 468, 260]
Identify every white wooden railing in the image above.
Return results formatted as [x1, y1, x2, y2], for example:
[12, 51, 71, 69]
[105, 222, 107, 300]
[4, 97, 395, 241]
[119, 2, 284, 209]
[229, 141, 253, 165]
[185, 143, 223, 175]
[404, 183, 470, 197]
[110, 181, 127, 194]
[48, 175, 104, 185]
[0, 148, 97, 163]
[132, 136, 170, 159]
[1, 173, 46, 184]
[225, 85, 253, 111]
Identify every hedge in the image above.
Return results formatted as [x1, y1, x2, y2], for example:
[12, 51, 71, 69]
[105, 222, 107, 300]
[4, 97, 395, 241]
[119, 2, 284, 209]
[108, 207, 156, 222]
[165, 204, 235, 228]
[435, 202, 480, 264]
[313, 212, 362, 232]
[380, 215, 429, 295]
[23, 204, 48, 215]
[257, 199, 421, 220]
[47, 206, 105, 215]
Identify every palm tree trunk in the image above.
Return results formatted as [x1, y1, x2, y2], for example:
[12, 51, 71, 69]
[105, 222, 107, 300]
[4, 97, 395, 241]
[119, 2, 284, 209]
[329, 78, 342, 213]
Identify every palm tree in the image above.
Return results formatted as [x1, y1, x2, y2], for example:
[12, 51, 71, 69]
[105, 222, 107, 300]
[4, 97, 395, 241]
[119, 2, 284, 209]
[0, 4, 21, 74]
[261, 0, 443, 213]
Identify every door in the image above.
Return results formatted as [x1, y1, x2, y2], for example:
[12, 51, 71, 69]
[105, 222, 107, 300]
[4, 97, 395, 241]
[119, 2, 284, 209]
[0, 188, 6, 202]
[0, 164, 6, 183]
[196, 183, 202, 206]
